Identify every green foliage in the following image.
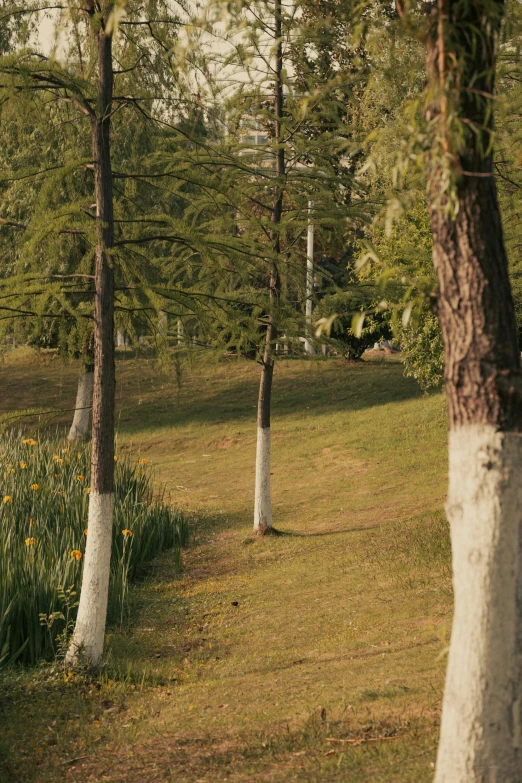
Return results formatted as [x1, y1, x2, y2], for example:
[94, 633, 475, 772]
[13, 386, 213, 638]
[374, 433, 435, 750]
[0, 432, 189, 667]
[399, 310, 443, 391]
[313, 288, 390, 359]
[360, 201, 444, 389]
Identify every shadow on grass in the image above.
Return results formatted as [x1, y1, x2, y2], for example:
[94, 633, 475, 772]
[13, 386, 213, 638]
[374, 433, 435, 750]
[115, 359, 429, 436]
[278, 523, 387, 538]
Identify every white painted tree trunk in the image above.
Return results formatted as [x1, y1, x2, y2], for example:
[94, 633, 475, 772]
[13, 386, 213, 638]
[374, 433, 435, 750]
[435, 425, 522, 782]
[253, 426, 272, 533]
[67, 370, 94, 442]
[65, 492, 114, 667]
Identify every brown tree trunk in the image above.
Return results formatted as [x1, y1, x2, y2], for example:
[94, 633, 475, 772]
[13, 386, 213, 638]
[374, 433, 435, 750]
[66, 4, 116, 667]
[253, 0, 284, 535]
[418, 1, 522, 778]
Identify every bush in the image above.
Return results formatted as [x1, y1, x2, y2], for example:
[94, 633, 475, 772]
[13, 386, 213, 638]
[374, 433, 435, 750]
[0, 432, 189, 667]
[313, 289, 391, 360]
[399, 310, 444, 391]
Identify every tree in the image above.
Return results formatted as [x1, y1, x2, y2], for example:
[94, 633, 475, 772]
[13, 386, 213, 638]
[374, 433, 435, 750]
[397, 0, 522, 778]
[65, 0, 117, 667]
[190, 0, 366, 534]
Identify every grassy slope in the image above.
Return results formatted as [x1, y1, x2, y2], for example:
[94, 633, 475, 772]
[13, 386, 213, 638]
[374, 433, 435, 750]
[0, 349, 450, 783]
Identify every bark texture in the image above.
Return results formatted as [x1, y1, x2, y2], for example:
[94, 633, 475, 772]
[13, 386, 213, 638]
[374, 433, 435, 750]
[422, 1, 522, 779]
[253, 0, 284, 534]
[427, 0, 522, 430]
[67, 6, 115, 667]
[67, 364, 94, 442]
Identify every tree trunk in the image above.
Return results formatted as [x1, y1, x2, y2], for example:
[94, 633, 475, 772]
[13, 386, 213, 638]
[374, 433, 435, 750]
[254, 298, 276, 533]
[67, 363, 94, 442]
[253, 0, 284, 535]
[419, 1, 522, 778]
[66, 7, 115, 668]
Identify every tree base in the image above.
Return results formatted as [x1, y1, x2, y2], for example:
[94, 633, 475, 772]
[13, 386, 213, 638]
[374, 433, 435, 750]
[251, 526, 283, 538]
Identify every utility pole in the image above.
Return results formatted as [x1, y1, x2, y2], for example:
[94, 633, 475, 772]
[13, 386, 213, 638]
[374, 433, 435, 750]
[305, 199, 315, 354]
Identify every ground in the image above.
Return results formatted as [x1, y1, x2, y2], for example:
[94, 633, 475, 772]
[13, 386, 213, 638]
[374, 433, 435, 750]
[0, 349, 450, 782]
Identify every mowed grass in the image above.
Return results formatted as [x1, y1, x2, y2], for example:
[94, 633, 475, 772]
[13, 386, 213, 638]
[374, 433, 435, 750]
[0, 349, 451, 782]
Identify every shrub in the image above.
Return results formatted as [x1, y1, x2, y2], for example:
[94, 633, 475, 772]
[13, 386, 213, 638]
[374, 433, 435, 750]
[399, 310, 444, 391]
[313, 289, 391, 360]
[0, 432, 188, 667]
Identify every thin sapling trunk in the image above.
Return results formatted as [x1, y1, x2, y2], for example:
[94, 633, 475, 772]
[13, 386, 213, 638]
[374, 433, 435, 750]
[66, 5, 116, 667]
[253, 0, 284, 535]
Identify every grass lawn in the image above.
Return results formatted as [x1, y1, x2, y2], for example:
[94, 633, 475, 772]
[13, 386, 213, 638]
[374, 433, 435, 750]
[0, 349, 451, 782]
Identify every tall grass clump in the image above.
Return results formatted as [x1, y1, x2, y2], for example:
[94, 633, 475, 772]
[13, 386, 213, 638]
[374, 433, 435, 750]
[0, 431, 189, 667]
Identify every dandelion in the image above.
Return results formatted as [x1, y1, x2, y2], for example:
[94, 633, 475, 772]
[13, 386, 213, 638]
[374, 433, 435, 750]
[3, 495, 12, 504]
[30, 484, 39, 491]
[122, 529, 133, 538]
[25, 537, 37, 546]
[70, 550, 82, 560]
[19, 462, 27, 469]
[77, 475, 85, 482]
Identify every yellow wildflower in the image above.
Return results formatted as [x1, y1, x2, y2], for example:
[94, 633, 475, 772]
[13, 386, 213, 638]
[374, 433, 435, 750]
[77, 475, 85, 482]
[25, 537, 37, 546]
[53, 456, 64, 465]
[84, 529, 88, 535]
[29, 519, 34, 526]
[84, 487, 91, 494]
[77, 454, 82, 460]
[70, 550, 82, 560]
[3, 495, 12, 504]
[62, 447, 69, 454]
[138, 458, 149, 465]
[30, 484, 39, 491]
[114, 456, 118, 462]
[122, 529, 133, 538]
[22, 438, 37, 447]
[19, 462, 27, 469]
